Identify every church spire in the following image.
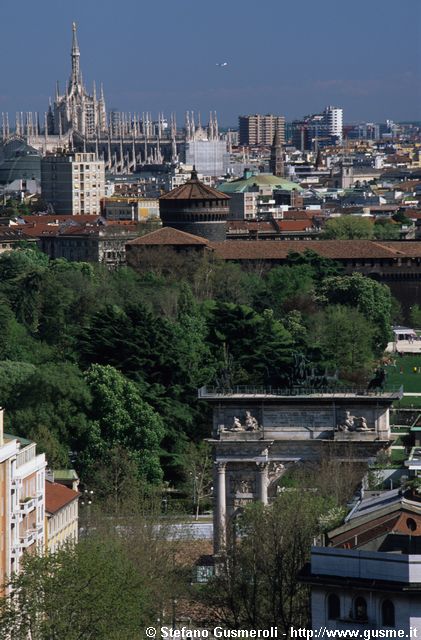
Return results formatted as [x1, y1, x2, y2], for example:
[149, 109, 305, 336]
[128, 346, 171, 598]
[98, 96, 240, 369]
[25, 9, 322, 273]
[269, 127, 285, 178]
[70, 22, 81, 92]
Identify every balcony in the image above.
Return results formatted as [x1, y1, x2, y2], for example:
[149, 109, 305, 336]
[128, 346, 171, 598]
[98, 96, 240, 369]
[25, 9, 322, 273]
[19, 497, 37, 516]
[20, 530, 37, 549]
[16, 443, 36, 468]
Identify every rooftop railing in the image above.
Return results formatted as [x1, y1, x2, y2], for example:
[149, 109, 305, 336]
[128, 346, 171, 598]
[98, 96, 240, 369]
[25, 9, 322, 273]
[198, 385, 404, 399]
[16, 443, 36, 468]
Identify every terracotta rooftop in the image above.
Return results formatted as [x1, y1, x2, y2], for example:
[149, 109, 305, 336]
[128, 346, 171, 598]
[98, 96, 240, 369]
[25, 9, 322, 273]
[45, 480, 79, 515]
[212, 240, 421, 261]
[160, 169, 230, 202]
[15, 223, 60, 237]
[0, 228, 36, 241]
[127, 226, 211, 246]
[20, 215, 102, 223]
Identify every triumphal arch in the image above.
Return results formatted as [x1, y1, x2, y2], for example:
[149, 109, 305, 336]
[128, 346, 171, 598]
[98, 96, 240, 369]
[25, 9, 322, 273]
[199, 385, 402, 554]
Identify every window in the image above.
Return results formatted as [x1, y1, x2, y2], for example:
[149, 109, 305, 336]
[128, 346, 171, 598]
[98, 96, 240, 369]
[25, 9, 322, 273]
[327, 593, 340, 620]
[381, 600, 395, 627]
[354, 596, 368, 621]
[407, 518, 417, 532]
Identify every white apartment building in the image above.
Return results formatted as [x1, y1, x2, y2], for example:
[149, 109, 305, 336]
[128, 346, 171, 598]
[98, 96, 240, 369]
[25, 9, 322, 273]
[0, 409, 46, 592]
[41, 152, 105, 215]
[324, 106, 343, 142]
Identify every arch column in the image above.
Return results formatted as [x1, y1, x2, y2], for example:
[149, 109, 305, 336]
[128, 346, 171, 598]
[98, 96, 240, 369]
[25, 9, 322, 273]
[215, 461, 227, 553]
[257, 462, 269, 505]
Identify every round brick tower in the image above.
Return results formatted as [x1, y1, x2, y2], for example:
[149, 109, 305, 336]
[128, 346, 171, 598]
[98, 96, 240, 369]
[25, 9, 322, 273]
[159, 168, 230, 242]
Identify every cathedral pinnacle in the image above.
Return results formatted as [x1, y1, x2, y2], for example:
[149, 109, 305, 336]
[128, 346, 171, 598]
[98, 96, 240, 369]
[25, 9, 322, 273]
[70, 22, 81, 92]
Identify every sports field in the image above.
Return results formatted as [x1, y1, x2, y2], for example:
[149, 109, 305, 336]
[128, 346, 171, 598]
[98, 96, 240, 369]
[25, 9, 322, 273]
[385, 354, 421, 394]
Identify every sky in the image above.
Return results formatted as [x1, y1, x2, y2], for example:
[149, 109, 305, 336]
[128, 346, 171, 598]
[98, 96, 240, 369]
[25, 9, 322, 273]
[1, 0, 420, 127]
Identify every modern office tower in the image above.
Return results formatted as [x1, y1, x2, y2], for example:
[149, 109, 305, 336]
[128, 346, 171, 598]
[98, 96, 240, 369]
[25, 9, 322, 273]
[0, 409, 46, 592]
[324, 105, 343, 142]
[41, 152, 105, 214]
[290, 106, 343, 151]
[239, 114, 286, 146]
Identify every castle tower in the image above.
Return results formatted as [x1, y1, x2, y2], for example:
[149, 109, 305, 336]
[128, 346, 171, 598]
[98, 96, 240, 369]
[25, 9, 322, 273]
[159, 167, 230, 242]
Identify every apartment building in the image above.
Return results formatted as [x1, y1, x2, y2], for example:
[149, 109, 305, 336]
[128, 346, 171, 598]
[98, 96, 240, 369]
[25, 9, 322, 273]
[0, 409, 46, 591]
[239, 114, 286, 146]
[45, 480, 79, 553]
[41, 152, 105, 215]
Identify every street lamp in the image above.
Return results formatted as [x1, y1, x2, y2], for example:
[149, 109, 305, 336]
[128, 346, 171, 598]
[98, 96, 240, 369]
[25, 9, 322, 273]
[172, 598, 177, 632]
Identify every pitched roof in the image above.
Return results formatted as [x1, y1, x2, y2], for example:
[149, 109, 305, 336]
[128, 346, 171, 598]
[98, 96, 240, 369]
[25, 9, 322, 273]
[160, 170, 230, 202]
[45, 480, 79, 515]
[0, 228, 37, 241]
[127, 226, 211, 246]
[212, 240, 421, 261]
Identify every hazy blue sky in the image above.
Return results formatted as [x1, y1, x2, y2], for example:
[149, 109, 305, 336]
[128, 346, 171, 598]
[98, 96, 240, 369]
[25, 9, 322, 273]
[1, 0, 420, 126]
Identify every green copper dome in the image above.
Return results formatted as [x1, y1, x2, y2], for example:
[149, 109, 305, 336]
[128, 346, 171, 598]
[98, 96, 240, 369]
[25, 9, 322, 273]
[218, 173, 302, 194]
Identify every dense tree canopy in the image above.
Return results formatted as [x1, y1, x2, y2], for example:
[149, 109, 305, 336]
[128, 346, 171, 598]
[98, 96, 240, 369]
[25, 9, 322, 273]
[0, 247, 393, 494]
[322, 216, 374, 239]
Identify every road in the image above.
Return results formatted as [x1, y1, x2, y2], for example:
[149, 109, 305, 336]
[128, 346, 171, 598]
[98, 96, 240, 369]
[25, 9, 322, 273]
[162, 521, 213, 540]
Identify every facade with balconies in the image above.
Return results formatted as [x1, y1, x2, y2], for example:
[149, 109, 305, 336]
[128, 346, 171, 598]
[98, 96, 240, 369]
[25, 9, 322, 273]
[0, 408, 46, 591]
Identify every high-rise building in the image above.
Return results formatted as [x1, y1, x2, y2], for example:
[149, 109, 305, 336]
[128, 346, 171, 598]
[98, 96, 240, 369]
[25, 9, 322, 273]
[41, 151, 105, 215]
[291, 106, 344, 151]
[0, 409, 46, 592]
[324, 105, 343, 142]
[239, 114, 286, 146]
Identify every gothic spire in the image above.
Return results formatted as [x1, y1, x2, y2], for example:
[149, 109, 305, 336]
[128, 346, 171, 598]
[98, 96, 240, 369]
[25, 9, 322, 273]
[70, 22, 81, 92]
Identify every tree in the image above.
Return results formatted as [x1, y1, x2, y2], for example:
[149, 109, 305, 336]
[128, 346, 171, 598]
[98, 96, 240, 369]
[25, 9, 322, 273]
[392, 210, 412, 225]
[0, 536, 151, 639]
[204, 490, 332, 631]
[0, 249, 49, 333]
[6, 363, 92, 467]
[373, 219, 400, 240]
[309, 305, 374, 380]
[263, 265, 315, 317]
[409, 304, 421, 328]
[86, 445, 148, 514]
[83, 364, 165, 485]
[178, 441, 213, 519]
[318, 272, 392, 350]
[0, 360, 36, 407]
[205, 302, 293, 386]
[286, 249, 342, 281]
[323, 216, 374, 240]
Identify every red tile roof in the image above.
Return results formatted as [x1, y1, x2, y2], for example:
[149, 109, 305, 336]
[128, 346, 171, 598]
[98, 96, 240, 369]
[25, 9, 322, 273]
[127, 227, 211, 246]
[45, 480, 79, 515]
[160, 172, 230, 202]
[212, 240, 421, 261]
[21, 215, 102, 223]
